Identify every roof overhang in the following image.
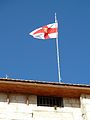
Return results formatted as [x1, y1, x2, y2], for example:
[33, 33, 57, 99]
[0, 78, 90, 98]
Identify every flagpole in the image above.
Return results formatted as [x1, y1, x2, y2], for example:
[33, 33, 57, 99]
[55, 13, 61, 82]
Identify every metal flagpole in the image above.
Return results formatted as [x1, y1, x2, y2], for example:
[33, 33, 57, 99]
[55, 13, 61, 82]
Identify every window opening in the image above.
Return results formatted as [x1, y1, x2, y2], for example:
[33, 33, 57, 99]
[37, 96, 63, 107]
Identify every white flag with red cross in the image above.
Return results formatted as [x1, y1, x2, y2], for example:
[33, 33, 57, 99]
[29, 23, 58, 39]
[29, 13, 61, 82]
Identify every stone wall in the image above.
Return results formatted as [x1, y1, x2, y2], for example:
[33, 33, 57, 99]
[0, 93, 88, 120]
[80, 94, 90, 120]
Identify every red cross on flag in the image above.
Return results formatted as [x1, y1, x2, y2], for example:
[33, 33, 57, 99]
[29, 23, 58, 39]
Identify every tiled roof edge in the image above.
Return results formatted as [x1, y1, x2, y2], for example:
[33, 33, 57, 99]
[0, 78, 90, 87]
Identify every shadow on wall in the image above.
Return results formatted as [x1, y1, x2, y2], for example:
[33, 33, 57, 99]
[0, 93, 35, 105]
[63, 98, 80, 108]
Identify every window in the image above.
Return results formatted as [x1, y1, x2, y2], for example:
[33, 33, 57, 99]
[37, 96, 63, 107]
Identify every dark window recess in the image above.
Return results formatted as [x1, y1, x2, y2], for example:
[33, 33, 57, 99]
[37, 96, 63, 107]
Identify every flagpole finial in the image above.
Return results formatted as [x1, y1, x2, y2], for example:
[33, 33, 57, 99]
[55, 13, 57, 23]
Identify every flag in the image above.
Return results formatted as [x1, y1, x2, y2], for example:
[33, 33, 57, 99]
[29, 23, 58, 39]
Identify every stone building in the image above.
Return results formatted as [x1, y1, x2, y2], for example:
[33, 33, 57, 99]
[0, 78, 90, 120]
